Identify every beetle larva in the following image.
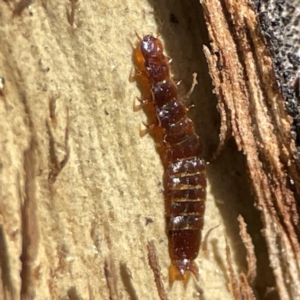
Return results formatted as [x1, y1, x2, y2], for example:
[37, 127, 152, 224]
[133, 34, 206, 280]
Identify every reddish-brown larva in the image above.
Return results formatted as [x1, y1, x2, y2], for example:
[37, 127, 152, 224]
[133, 34, 206, 281]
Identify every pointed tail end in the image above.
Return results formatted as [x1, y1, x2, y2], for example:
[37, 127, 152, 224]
[169, 259, 199, 284]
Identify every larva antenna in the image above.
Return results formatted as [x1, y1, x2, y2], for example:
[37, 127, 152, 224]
[127, 31, 144, 51]
[135, 30, 142, 41]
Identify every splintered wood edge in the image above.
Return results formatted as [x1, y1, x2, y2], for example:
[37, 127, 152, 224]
[237, 215, 256, 283]
[201, 0, 300, 299]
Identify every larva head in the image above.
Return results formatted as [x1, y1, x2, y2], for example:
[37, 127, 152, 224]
[141, 35, 164, 59]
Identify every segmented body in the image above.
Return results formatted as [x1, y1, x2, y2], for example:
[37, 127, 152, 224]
[134, 35, 206, 280]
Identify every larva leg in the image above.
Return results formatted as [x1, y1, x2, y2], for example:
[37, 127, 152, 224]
[129, 66, 146, 82]
[142, 120, 157, 130]
[133, 96, 151, 112]
[136, 96, 152, 105]
[175, 79, 182, 86]
[139, 120, 157, 137]
[182, 72, 198, 101]
[166, 56, 172, 64]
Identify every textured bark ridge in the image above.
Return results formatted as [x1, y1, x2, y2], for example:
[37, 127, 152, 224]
[255, 0, 300, 157]
[202, 0, 300, 299]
